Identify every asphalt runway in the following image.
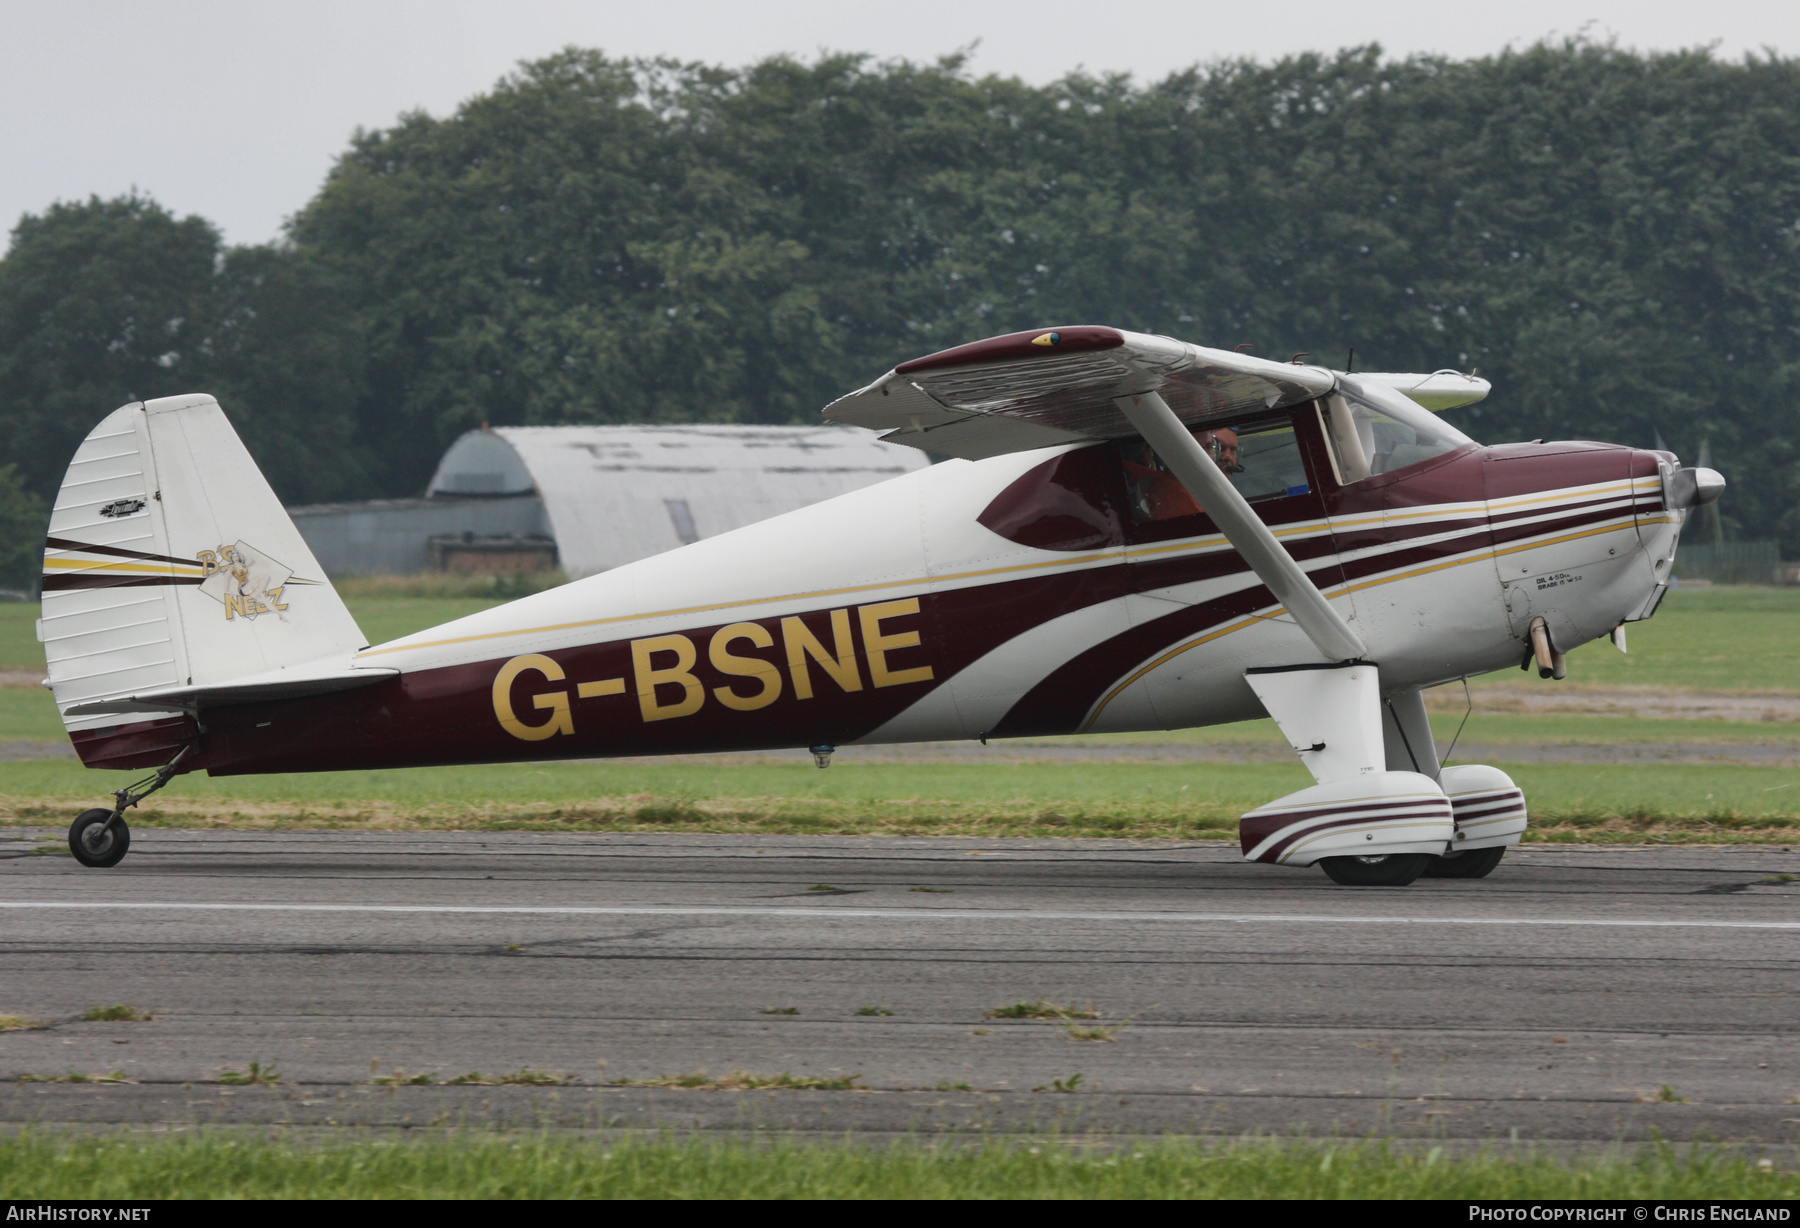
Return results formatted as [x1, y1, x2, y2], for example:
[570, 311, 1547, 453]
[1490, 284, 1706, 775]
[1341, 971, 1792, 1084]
[2, 830, 1797, 1142]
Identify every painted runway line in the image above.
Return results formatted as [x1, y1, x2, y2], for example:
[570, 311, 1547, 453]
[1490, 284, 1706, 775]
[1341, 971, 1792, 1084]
[2, 900, 1797, 931]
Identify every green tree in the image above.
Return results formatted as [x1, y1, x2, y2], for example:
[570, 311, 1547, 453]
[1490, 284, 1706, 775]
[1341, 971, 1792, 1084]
[287, 43, 1799, 536]
[0, 195, 219, 499]
[5, 44, 1799, 550]
[206, 245, 373, 504]
[0, 464, 46, 592]
[0, 195, 371, 506]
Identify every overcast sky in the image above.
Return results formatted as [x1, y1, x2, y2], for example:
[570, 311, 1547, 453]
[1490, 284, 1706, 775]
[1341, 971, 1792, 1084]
[6, 0, 1797, 248]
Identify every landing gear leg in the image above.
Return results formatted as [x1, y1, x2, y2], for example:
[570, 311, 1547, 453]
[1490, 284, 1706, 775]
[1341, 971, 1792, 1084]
[68, 748, 189, 869]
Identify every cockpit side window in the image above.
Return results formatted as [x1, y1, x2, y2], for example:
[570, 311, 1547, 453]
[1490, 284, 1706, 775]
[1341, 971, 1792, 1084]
[1121, 414, 1312, 526]
[1320, 376, 1475, 485]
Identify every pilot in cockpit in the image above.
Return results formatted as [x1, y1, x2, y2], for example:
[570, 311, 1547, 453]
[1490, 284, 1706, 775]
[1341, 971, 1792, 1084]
[1123, 425, 1239, 522]
[1201, 426, 1240, 475]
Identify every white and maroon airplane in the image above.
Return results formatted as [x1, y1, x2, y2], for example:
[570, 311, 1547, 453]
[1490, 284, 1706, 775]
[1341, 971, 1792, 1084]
[39, 326, 1722, 883]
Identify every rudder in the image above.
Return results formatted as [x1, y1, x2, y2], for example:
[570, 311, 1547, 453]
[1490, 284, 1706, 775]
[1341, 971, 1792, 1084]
[40, 394, 366, 741]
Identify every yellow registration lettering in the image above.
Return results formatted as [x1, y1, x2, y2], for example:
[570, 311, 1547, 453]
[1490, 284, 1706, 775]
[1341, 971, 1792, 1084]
[632, 634, 705, 722]
[860, 598, 935, 688]
[782, 610, 862, 701]
[709, 622, 783, 712]
[491, 654, 575, 741]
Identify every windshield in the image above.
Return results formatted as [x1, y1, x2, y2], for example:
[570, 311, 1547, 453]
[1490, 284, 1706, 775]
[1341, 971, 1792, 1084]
[1324, 376, 1475, 482]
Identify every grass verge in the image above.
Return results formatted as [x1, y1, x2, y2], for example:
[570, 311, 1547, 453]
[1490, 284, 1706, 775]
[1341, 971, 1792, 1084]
[1469, 584, 1800, 693]
[7, 687, 1800, 747]
[2, 759, 1796, 843]
[1, 583, 1796, 844]
[0, 1132, 1789, 1199]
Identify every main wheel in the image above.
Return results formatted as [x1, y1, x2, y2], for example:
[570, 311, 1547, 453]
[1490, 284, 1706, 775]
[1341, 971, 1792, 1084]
[1421, 846, 1506, 879]
[68, 809, 129, 868]
[1318, 853, 1430, 886]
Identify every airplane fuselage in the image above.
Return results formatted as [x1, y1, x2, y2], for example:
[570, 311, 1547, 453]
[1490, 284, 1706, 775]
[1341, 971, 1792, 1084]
[73, 425, 1679, 778]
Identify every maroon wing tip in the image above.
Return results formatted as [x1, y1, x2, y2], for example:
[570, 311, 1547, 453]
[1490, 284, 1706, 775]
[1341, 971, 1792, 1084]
[894, 326, 1126, 375]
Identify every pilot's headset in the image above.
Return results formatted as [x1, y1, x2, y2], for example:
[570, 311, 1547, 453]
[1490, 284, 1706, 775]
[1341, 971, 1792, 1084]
[1207, 429, 1247, 476]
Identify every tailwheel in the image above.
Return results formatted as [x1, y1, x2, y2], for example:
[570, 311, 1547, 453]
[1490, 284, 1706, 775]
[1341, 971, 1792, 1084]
[69, 808, 130, 869]
[66, 746, 190, 870]
[1318, 853, 1430, 886]
[1421, 846, 1506, 879]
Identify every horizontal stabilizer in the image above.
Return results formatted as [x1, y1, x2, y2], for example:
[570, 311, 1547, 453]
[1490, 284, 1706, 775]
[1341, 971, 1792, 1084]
[61, 661, 396, 716]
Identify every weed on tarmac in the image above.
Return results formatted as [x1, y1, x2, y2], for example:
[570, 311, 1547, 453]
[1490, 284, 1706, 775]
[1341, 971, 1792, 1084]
[1064, 1022, 1128, 1042]
[985, 1000, 1100, 1021]
[217, 1062, 280, 1087]
[610, 1070, 862, 1091]
[444, 1070, 573, 1086]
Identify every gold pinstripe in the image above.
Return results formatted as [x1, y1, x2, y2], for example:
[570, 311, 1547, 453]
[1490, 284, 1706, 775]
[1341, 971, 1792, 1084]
[357, 486, 1655, 663]
[42, 558, 202, 576]
[1077, 515, 1641, 732]
[1487, 480, 1639, 512]
[356, 551, 1125, 658]
[1323, 478, 1645, 534]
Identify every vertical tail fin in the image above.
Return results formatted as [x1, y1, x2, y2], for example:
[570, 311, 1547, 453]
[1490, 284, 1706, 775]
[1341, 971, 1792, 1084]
[41, 394, 366, 734]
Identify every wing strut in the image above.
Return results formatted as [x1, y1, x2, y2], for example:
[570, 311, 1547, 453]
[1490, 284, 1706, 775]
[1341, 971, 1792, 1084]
[1114, 391, 1367, 663]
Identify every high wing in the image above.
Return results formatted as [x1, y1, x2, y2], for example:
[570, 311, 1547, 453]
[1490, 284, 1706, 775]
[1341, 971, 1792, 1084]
[823, 326, 1487, 459]
[1357, 370, 1491, 412]
[823, 327, 1334, 460]
[825, 326, 1484, 666]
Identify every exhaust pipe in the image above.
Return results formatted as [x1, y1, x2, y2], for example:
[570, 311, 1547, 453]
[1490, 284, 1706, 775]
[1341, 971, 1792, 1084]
[1529, 616, 1566, 680]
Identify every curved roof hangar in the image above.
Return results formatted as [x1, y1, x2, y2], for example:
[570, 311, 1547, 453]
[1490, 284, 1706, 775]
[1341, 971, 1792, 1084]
[426, 424, 931, 577]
